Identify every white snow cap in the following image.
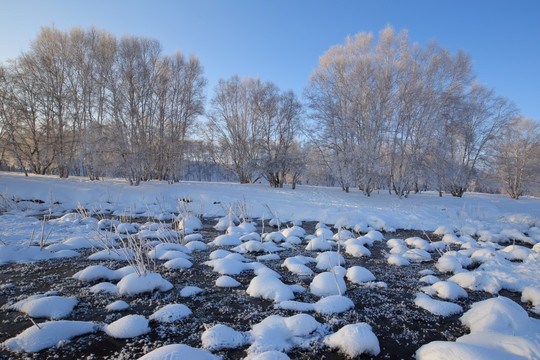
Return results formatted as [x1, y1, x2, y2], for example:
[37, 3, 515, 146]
[324, 323, 380, 357]
[3, 320, 99, 353]
[139, 344, 220, 360]
[149, 304, 192, 323]
[105, 314, 150, 338]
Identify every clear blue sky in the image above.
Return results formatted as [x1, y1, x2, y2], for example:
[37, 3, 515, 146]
[1, 0, 539, 119]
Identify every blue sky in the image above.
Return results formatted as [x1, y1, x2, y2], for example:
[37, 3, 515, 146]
[1, 0, 539, 119]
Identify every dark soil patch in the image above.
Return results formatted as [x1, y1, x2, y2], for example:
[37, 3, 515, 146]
[0, 219, 534, 359]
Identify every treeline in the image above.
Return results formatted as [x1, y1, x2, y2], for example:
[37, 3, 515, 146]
[1, 25, 539, 198]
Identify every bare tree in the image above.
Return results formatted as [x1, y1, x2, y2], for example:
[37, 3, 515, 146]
[494, 117, 540, 199]
[206, 76, 265, 184]
[441, 83, 517, 197]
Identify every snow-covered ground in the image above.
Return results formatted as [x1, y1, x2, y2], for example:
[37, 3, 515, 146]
[0, 172, 539, 359]
[1, 172, 539, 233]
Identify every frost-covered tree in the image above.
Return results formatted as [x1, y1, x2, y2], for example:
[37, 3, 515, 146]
[0, 25, 205, 183]
[206, 76, 264, 184]
[494, 117, 540, 199]
[439, 83, 517, 197]
[207, 76, 303, 186]
[260, 90, 303, 188]
[307, 25, 516, 197]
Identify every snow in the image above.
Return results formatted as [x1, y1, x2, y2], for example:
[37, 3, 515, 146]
[387, 254, 410, 266]
[73, 265, 135, 282]
[116, 272, 173, 295]
[346, 266, 376, 284]
[204, 257, 252, 275]
[310, 272, 347, 297]
[2, 320, 99, 352]
[90, 282, 119, 295]
[305, 236, 332, 251]
[248, 314, 322, 355]
[436, 254, 463, 273]
[216, 275, 241, 287]
[247, 274, 296, 302]
[201, 324, 249, 351]
[180, 286, 204, 297]
[163, 257, 193, 269]
[414, 293, 463, 316]
[105, 314, 150, 338]
[275, 295, 354, 315]
[139, 344, 220, 360]
[522, 287, 540, 314]
[106, 300, 129, 311]
[448, 271, 501, 294]
[2, 174, 540, 358]
[282, 256, 314, 276]
[323, 323, 380, 357]
[315, 251, 345, 270]
[417, 296, 540, 360]
[419, 275, 441, 285]
[8, 294, 78, 320]
[345, 243, 372, 257]
[244, 351, 290, 360]
[149, 304, 192, 323]
[430, 281, 468, 300]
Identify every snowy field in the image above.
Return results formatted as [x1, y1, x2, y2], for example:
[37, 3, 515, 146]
[0, 172, 539, 359]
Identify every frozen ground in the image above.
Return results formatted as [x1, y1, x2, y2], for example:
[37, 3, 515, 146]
[0, 173, 539, 359]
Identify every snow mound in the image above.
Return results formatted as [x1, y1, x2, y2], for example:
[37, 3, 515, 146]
[276, 295, 354, 315]
[0, 245, 55, 265]
[233, 240, 273, 254]
[247, 274, 295, 302]
[436, 254, 463, 273]
[448, 271, 501, 294]
[73, 265, 135, 282]
[305, 237, 332, 251]
[180, 286, 204, 297]
[201, 324, 249, 351]
[419, 275, 440, 285]
[185, 240, 207, 251]
[106, 300, 129, 311]
[387, 254, 410, 266]
[310, 272, 347, 297]
[500, 245, 532, 261]
[430, 281, 468, 300]
[282, 256, 314, 276]
[522, 287, 540, 314]
[90, 282, 119, 295]
[139, 344, 220, 360]
[345, 243, 371, 257]
[105, 314, 150, 338]
[150, 304, 192, 323]
[324, 323, 380, 357]
[9, 295, 78, 319]
[402, 249, 431, 262]
[416, 296, 540, 360]
[315, 251, 345, 270]
[281, 226, 306, 238]
[248, 314, 322, 355]
[117, 272, 173, 295]
[163, 257, 193, 269]
[244, 350, 290, 360]
[204, 257, 252, 275]
[178, 216, 202, 231]
[216, 275, 241, 287]
[346, 266, 376, 284]
[414, 293, 463, 316]
[3, 320, 99, 352]
[461, 296, 534, 335]
[209, 233, 242, 246]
